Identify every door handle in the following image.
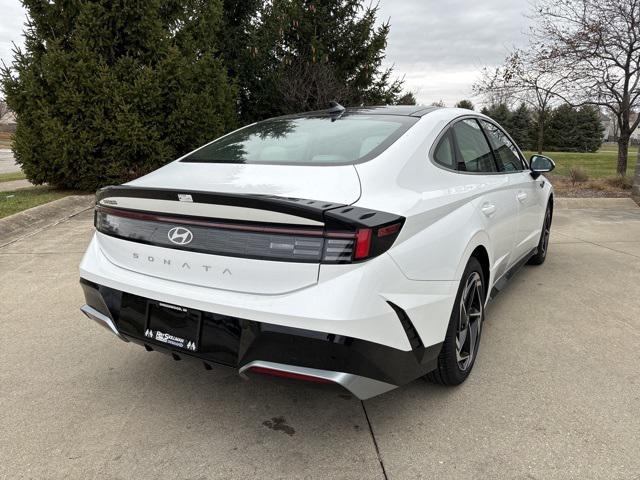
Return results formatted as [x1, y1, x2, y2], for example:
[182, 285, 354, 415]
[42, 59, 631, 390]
[516, 192, 528, 203]
[481, 202, 496, 217]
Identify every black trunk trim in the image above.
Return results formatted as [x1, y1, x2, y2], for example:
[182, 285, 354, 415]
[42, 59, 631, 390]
[96, 185, 404, 229]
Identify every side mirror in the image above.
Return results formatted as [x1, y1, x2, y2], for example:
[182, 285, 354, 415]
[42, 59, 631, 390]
[529, 154, 555, 179]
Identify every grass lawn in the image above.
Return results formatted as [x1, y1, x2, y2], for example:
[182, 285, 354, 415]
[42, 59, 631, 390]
[0, 171, 27, 183]
[523, 144, 639, 178]
[0, 187, 71, 219]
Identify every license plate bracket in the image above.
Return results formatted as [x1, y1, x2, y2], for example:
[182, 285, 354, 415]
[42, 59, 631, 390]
[144, 301, 201, 352]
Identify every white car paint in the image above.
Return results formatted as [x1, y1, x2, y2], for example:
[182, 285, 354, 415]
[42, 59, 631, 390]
[128, 161, 362, 206]
[80, 107, 552, 363]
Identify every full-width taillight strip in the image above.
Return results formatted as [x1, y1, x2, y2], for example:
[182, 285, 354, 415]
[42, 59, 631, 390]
[96, 206, 326, 237]
[95, 206, 403, 264]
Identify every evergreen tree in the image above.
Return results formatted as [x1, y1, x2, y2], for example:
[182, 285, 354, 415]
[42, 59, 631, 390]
[396, 92, 417, 105]
[545, 104, 603, 152]
[575, 106, 604, 152]
[546, 104, 577, 150]
[231, 0, 404, 123]
[509, 103, 531, 150]
[455, 99, 475, 110]
[481, 103, 512, 131]
[2, 0, 236, 190]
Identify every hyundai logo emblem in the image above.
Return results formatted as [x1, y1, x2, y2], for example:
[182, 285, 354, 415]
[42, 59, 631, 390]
[167, 227, 193, 245]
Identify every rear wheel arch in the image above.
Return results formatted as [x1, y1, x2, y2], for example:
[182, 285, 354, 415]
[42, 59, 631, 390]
[470, 245, 490, 299]
[454, 231, 492, 285]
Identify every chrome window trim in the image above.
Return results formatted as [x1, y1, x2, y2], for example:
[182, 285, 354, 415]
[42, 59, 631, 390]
[428, 114, 530, 176]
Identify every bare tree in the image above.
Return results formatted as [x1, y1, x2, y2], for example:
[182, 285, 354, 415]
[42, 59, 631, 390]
[531, 0, 640, 177]
[473, 66, 518, 107]
[278, 59, 350, 112]
[473, 49, 567, 153]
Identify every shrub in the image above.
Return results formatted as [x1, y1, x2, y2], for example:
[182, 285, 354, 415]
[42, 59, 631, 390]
[1, 0, 237, 191]
[568, 166, 589, 184]
[604, 175, 633, 190]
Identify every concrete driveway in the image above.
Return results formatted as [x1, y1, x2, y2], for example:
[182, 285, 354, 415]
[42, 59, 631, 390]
[1, 201, 639, 479]
[0, 149, 19, 174]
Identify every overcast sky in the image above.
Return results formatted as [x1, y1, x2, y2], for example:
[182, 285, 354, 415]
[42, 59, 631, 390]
[0, 0, 531, 106]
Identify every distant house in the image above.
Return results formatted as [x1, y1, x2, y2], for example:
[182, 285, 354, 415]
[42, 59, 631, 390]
[601, 112, 640, 144]
[600, 113, 614, 141]
[0, 110, 16, 133]
[631, 113, 640, 144]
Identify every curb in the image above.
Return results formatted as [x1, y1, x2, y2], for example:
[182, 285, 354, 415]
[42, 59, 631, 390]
[554, 197, 639, 210]
[0, 179, 32, 192]
[0, 194, 94, 248]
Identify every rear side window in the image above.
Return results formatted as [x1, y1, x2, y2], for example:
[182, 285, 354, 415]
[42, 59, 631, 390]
[451, 119, 496, 173]
[181, 115, 417, 165]
[480, 120, 525, 172]
[433, 130, 456, 169]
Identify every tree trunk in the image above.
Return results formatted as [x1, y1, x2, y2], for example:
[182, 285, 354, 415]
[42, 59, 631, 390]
[633, 143, 640, 198]
[617, 136, 629, 175]
[537, 118, 544, 154]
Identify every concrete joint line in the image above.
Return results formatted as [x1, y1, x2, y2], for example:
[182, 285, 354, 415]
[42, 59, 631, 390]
[361, 401, 388, 480]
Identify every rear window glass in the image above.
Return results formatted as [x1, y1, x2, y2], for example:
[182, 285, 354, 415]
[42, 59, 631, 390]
[182, 115, 417, 165]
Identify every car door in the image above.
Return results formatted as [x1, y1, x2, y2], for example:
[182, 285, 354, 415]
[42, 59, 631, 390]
[448, 118, 519, 281]
[479, 120, 544, 261]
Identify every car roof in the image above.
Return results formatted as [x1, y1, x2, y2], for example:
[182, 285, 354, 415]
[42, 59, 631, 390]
[273, 105, 442, 120]
[339, 105, 441, 117]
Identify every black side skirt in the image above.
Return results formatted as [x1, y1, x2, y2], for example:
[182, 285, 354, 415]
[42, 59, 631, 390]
[489, 248, 537, 301]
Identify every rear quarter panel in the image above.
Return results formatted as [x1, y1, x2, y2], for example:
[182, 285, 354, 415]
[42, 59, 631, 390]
[353, 110, 496, 285]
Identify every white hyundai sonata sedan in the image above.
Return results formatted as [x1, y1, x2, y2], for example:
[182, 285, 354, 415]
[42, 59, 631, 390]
[79, 105, 555, 399]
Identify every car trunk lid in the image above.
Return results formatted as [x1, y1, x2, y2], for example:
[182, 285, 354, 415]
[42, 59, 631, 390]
[93, 164, 361, 295]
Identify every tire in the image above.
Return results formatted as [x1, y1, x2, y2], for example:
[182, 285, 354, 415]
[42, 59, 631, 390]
[527, 202, 552, 266]
[426, 257, 485, 386]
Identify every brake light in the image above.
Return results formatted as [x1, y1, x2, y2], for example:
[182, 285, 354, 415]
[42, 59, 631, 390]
[354, 229, 372, 259]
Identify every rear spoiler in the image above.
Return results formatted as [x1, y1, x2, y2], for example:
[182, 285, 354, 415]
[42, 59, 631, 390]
[96, 185, 403, 230]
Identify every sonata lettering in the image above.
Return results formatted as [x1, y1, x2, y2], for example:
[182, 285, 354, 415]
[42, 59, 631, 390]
[132, 253, 231, 275]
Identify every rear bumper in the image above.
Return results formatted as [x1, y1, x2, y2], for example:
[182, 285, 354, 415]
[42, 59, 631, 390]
[80, 279, 443, 399]
[80, 233, 458, 351]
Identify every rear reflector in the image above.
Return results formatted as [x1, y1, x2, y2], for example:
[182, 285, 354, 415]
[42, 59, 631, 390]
[377, 222, 402, 238]
[248, 366, 333, 384]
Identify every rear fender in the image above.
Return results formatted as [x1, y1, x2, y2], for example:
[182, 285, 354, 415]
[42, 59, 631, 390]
[454, 231, 493, 290]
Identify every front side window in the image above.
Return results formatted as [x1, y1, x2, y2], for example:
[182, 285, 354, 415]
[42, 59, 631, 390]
[480, 120, 525, 172]
[181, 115, 417, 165]
[451, 119, 496, 173]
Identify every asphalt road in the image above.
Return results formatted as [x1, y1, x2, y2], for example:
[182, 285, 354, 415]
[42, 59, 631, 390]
[1, 202, 640, 479]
